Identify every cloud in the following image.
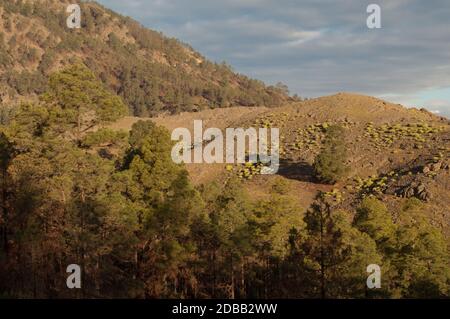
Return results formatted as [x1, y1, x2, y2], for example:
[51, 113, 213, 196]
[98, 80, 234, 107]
[423, 99, 450, 117]
[97, 0, 450, 116]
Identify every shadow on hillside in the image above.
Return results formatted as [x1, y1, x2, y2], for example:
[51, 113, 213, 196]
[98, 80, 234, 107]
[277, 159, 315, 182]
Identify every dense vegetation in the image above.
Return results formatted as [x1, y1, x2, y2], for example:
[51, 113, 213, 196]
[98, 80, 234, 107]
[0, 65, 448, 298]
[313, 125, 349, 184]
[0, 0, 294, 116]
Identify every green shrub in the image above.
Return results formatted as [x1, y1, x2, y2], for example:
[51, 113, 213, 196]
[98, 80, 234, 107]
[313, 125, 349, 184]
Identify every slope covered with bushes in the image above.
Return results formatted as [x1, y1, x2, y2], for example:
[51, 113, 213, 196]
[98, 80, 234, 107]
[0, 0, 293, 116]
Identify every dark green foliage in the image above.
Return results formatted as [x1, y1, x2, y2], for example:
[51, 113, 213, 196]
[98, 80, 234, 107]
[0, 1, 293, 116]
[2, 93, 449, 300]
[392, 199, 450, 298]
[295, 194, 381, 298]
[313, 125, 349, 184]
[39, 63, 128, 143]
[0, 131, 13, 172]
[354, 196, 396, 250]
[81, 128, 128, 148]
[354, 197, 450, 298]
[0, 2, 447, 300]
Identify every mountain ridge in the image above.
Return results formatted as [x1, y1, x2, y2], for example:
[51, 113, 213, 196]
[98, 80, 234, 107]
[0, 0, 294, 116]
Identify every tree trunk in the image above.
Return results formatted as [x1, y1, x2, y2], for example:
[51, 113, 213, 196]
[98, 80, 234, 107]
[0, 170, 8, 255]
[230, 252, 235, 299]
[240, 260, 245, 298]
[320, 208, 326, 299]
[212, 250, 216, 298]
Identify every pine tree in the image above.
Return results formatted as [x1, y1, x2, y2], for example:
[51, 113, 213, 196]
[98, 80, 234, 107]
[313, 125, 349, 184]
[208, 177, 252, 299]
[0, 132, 13, 258]
[299, 193, 381, 298]
[41, 63, 128, 143]
[245, 193, 305, 298]
[354, 196, 396, 253]
[392, 199, 449, 298]
[1, 66, 138, 298]
[121, 120, 203, 297]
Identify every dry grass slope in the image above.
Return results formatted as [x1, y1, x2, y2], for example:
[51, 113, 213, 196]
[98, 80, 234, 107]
[106, 93, 450, 239]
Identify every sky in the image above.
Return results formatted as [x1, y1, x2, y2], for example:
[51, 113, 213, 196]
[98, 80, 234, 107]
[97, 0, 450, 117]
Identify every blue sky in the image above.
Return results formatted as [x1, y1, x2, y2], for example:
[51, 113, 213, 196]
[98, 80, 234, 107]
[97, 0, 450, 117]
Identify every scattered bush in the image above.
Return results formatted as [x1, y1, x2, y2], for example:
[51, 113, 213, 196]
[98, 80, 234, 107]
[313, 125, 349, 184]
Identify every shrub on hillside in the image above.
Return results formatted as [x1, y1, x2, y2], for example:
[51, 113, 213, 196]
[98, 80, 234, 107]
[313, 125, 349, 184]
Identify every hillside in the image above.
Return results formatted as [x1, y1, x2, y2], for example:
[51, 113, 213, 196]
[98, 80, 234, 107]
[0, 0, 293, 116]
[0, 1, 449, 300]
[1, 62, 449, 298]
[109, 93, 450, 237]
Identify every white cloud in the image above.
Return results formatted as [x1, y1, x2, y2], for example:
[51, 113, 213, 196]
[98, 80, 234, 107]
[98, 0, 450, 117]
